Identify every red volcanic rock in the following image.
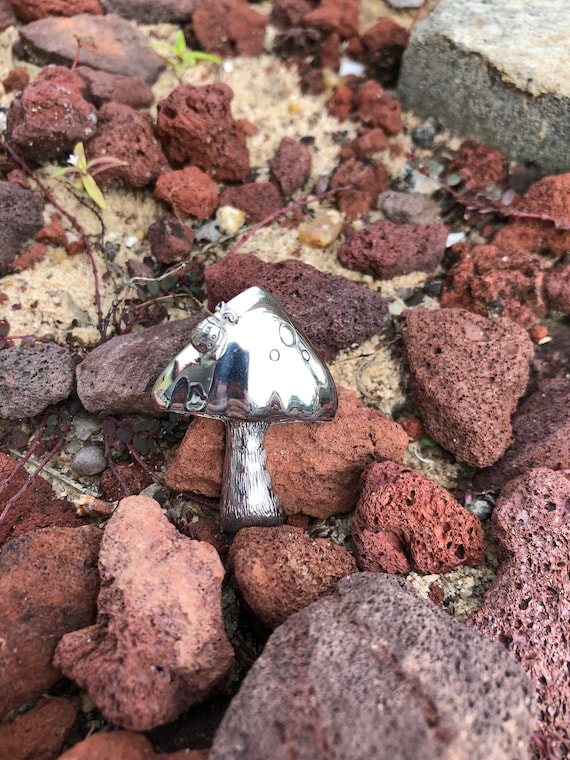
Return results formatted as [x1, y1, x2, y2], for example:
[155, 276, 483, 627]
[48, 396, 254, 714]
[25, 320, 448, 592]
[100, 0, 199, 23]
[2, 67, 30, 92]
[59, 730, 209, 759]
[53, 496, 234, 731]
[357, 79, 402, 135]
[441, 244, 546, 327]
[0, 0, 16, 30]
[211, 573, 536, 760]
[205, 253, 390, 360]
[329, 158, 389, 220]
[445, 139, 509, 192]
[468, 468, 570, 758]
[270, 0, 312, 27]
[147, 214, 195, 264]
[361, 18, 409, 87]
[154, 166, 218, 219]
[339, 128, 388, 161]
[229, 526, 357, 628]
[474, 377, 570, 492]
[11, 0, 102, 21]
[76, 65, 153, 108]
[303, 0, 358, 38]
[0, 697, 79, 759]
[193, 0, 268, 57]
[35, 213, 68, 246]
[0, 181, 44, 268]
[0, 526, 101, 715]
[352, 461, 485, 574]
[492, 172, 570, 259]
[338, 220, 448, 279]
[270, 136, 312, 196]
[100, 460, 152, 501]
[164, 386, 409, 519]
[218, 182, 283, 222]
[5, 65, 97, 163]
[156, 83, 250, 181]
[544, 261, 570, 314]
[86, 102, 167, 189]
[326, 84, 354, 121]
[400, 308, 533, 468]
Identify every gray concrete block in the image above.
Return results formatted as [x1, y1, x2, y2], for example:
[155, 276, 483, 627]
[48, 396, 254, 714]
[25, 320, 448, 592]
[397, 0, 570, 176]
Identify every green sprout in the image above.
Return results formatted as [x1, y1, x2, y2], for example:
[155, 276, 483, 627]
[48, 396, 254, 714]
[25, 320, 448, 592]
[51, 142, 128, 209]
[148, 30, 222, 77]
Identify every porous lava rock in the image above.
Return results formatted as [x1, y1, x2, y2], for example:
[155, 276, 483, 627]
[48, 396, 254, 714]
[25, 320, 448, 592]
[53, 496, 234, 731]
[85, 102, 168, 189]
[59, 729, 209, 759]
[543, 261, 570, 314]
[303, 0, 358, 38]
[164, 386, 409, 519]
[474, 377, 570, 492]
[361, 18, 409, 87]
[193, 0, 268, 57]
[76, 66, 154, 109]
[0, 526, 101, 715]
[10, 0, 102, 22]
[210, 573, 536, 760]
[329, 158, 389, 220]
[531, 331, 570, 388]
[147, 214, 195, 264]
[156, 83, 250, 181]
[229, 526, 357, 628]
[468, 468, 570, 758]
[440, 244, 546, 327]
[0, 453, 83, 547]
[100, 0, 199, 23]
[0, 696, 79, 759]
[337, 220, 448, 279]
[75, 314, 204, 416]
[326, 83, 354, 121]
[492, 172, 570, 259]
[0, 181, 44, 268]
[357, 79, 402, 135]
[154, 166, 218, 219]
[205, 253, 390, 360]
[218, 182, 283, 222]
[339, 128, 388, 161]
[269, 136, 312, 196]
[5, 66, 97, 163]
[17, 14, 165, 83]
[445, 139, 509, 192]
[0, 342, 75, 419]
[400, 308, 533, 468]
[352, 461, 485, 574]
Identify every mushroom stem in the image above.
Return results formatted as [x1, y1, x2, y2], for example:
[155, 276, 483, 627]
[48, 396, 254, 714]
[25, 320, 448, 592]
[221, 419, 285, 533]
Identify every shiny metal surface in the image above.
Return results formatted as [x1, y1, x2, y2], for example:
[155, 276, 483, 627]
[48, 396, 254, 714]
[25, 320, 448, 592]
[153, 286, 338, 532]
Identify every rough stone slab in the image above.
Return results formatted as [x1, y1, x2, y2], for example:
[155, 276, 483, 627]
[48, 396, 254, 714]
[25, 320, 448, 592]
[398, 0, 570, 176]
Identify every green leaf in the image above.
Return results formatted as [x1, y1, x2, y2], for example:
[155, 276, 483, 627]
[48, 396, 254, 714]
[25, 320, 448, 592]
[419, 434, 437, 448]
[446, 173, 462, 187]
[82, 173, 107, 209]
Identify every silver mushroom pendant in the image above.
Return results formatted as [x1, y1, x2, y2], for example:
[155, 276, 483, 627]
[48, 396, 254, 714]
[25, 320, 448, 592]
[153, 286, 338, 533]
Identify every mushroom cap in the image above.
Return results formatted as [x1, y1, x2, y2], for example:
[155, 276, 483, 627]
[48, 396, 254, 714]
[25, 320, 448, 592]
[153, 286, 338, 423]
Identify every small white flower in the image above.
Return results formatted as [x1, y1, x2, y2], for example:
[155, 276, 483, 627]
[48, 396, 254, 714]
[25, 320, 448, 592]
[68, 153, 79, 166]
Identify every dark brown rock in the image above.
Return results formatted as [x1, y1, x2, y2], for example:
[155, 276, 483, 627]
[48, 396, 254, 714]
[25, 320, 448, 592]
[75, 65, 154, 109]
[0, 696, 79, 759]
[5, 66, 97, 163]
[0, 181, 44, 268]
[205, 253, 390, 361]
[154, 166, 218, 219]
[544, 261, 570, 314]
[474, 377, 570, 492]
[400, 308, 534, 468]
[211, 573, 536, 760]
[361, 18, 409, 87]
[338, 220, 448, 278]
[85, 102, 168, 189]
[0, 342, 75, 419]
[156, 83, 250, 181]
[379, 190, 441, 225]
[270, 0, 312, 28]
[0, 526, 101, 715]
[2, 67, 30, 92]
[10, 0, 102, 22]
[468, 469, 570, 759]
[164, 386, 409, 520]
[357, 79, 402, 135]
[270, 136, 312, 196]
[218, 182, 282, 222]
[53, 496, 234, 731]
[147, 214, 195, 264]
[352, 461, 485, 574]
[0, 0, 16, 30]
[193, 0, 268, 57]
[303, 0, 358, 38]
[75, 314, 204, 416]
[440, 244, 547, 327]
[531, 330, 570, 388]
[229, 526, 357, 628]
[100, 0, 199, 22]
[445, 139, 509, 192]
[17, 14, 165, 83]
[329, 158, 389, 220]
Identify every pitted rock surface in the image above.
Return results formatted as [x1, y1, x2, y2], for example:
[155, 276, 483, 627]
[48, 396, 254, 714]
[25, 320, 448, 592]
[445, 139, 509, 192]
[352, 461, 485, 574]
[229, 525, 357, 628]
[147, 214, 195, 264]
[100, 0, 199, 22]
[474, 376, 570, 492]
[0, 526, 101, 715]
[218, 182, 283, 223]
[193, 0, 268, 57]
[270, 137, 312, 196]
[0, 181, 44, 268]
[156, 83, 250, 181]
[155, 166, 219, 220]
[165, 386, 409, 519]
[53, 496, 234, 731]
[543, 261, 570, 314]
[75, 314, 203, 416]
[0, 342, 75, 419]
[337, 220, 448, 279]
[76, 66, 154, 109]
[329, 158, 389, 220]
[361, 17, 409, 87]
[400, 308, 533, 467]
[59, 729, 209, 759]
[0, 696, 79, 759]
[303, 0, 358, 38]
[5, 66, 97, 163]
[357, 79, 402, 135]
[379, 190, 440, 225]
[205, 253, 390, 361]
[17, 14, 165, 83]
[10, 0, 102, 22]
[441, 244, 546, 327]
[468, 468, 570, 758]
[339, 128, 388, 161]
[210, 573, 536, 760]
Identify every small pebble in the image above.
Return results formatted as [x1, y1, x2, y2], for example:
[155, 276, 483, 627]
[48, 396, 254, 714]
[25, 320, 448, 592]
[468, 498, 494, 521]
[411, 123, 436, 148]
[298, 212, 343, 247]
[216, 206, 246, 235]
[71, 445, 107, 476]
[529, 324, 549, 343]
